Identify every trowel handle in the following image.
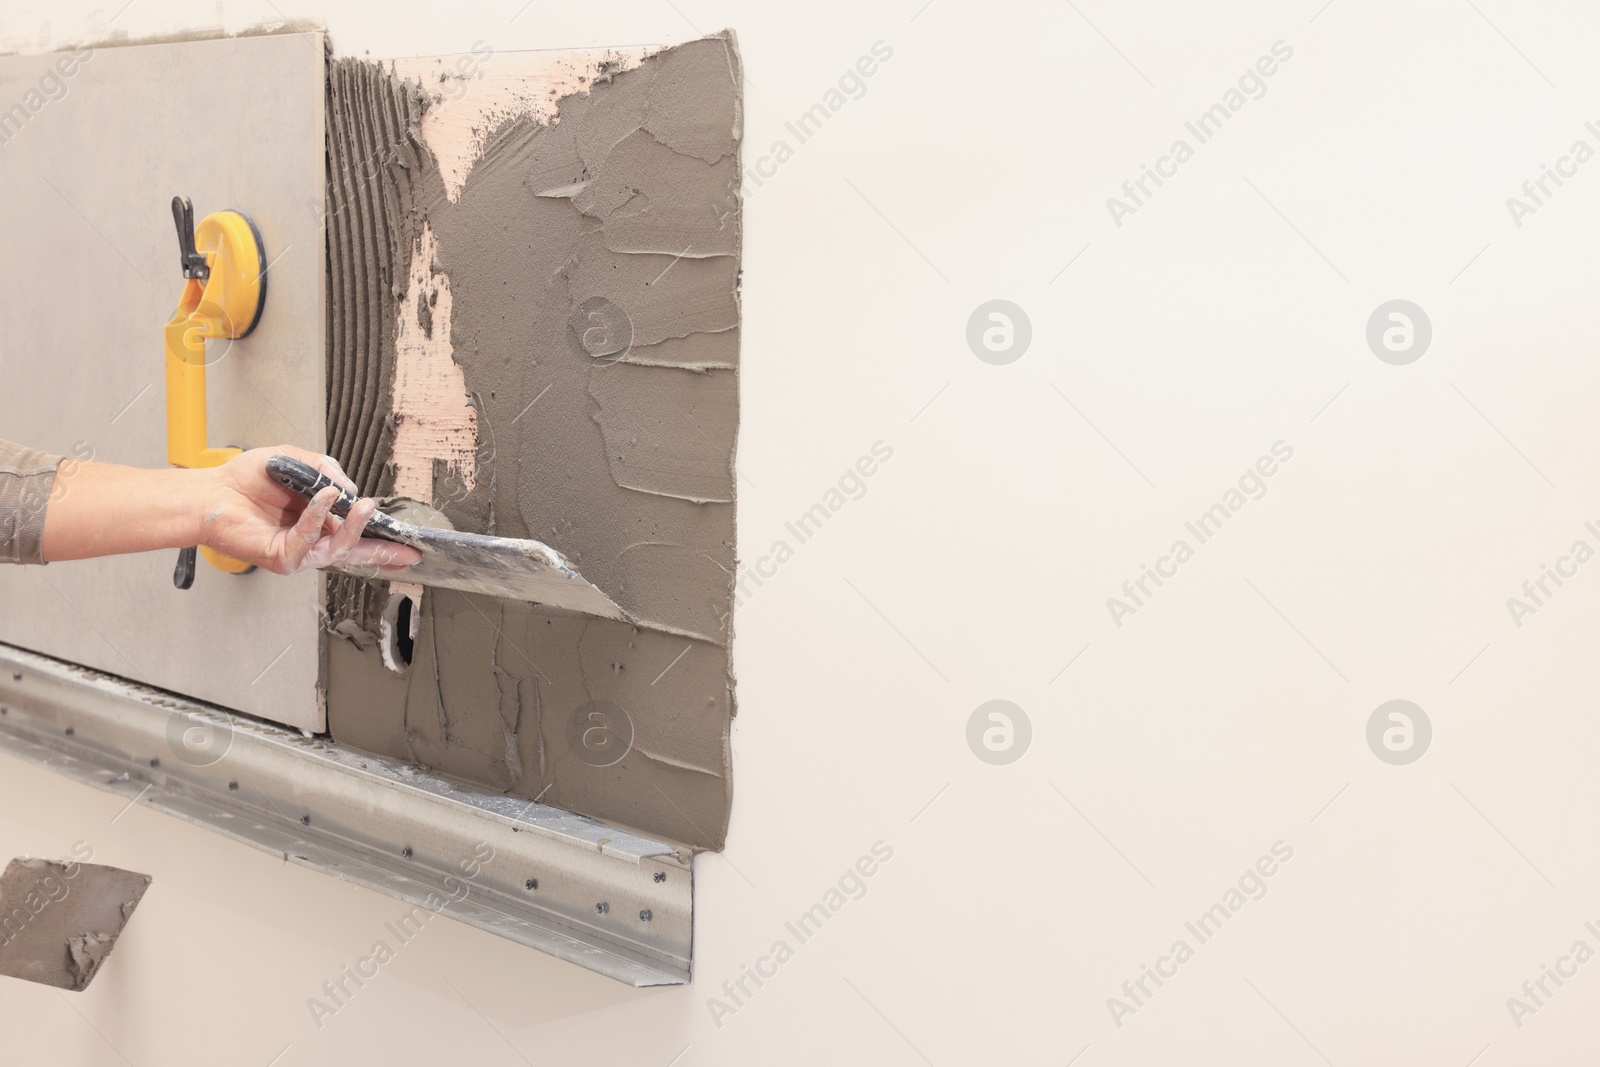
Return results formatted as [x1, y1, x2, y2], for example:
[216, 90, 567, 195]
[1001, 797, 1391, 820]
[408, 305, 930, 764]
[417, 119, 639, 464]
[265, 455, 411, 545]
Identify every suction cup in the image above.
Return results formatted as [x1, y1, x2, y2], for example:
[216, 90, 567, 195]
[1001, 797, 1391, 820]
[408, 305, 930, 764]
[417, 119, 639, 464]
[193, 210, 268, 340]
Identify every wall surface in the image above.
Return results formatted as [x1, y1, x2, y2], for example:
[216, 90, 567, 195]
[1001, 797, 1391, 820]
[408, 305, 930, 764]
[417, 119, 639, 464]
[5, 0, 1600, 1064]
[319, 38, 741, 850]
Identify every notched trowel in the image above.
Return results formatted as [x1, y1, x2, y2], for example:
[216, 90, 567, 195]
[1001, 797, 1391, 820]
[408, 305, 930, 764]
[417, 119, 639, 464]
[267, 455, 628, 622]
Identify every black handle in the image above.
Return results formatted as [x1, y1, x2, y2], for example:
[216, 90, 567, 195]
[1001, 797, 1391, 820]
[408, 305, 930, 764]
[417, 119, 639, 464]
[267, 454, 355, 511]
[265, 455, 412, 546]
[173, 546, 196, 590]
[171, 196, 209, 280]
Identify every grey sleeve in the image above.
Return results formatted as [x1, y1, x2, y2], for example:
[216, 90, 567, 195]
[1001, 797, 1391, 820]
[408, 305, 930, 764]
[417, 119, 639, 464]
[0, 440, 63, 565]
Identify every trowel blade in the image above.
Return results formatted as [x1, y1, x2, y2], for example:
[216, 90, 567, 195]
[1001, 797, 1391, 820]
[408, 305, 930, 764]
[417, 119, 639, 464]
[335, 522, 629, 621]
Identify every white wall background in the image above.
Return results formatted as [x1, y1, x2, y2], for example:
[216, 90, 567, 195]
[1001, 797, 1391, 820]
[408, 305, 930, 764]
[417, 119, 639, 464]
[3, 0, 1599, 1062]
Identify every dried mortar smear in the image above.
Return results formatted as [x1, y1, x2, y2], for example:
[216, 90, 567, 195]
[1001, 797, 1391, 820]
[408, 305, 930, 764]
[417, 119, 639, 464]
[0, 858, 152, 992]
[322, 34, 741, 849]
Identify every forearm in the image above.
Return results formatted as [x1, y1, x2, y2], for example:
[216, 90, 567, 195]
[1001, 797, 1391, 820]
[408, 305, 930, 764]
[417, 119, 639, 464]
[13, 442, 413, 575]
[40, 461, 210, 562]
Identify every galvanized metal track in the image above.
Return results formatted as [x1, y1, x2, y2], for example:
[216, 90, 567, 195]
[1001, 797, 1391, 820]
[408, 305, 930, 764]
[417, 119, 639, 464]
[0, 642, 693, 986]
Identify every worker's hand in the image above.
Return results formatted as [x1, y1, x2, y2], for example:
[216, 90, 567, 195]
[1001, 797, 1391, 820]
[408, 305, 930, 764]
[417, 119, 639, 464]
[196, 446, 423, 577]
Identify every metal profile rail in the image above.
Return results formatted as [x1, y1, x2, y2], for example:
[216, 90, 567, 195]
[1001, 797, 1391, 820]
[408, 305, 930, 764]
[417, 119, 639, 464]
[0, 642, 693, 986]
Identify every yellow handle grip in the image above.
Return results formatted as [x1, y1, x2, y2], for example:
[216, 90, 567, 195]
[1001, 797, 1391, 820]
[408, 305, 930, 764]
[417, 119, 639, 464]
[164, 280, 240, 471]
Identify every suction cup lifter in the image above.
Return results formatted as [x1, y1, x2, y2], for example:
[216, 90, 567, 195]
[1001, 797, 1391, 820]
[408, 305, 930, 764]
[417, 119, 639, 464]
[163, 195, 270, 584]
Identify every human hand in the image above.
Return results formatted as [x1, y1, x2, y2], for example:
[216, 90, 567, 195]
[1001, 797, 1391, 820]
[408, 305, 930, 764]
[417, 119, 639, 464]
[196, 445, 422, 576]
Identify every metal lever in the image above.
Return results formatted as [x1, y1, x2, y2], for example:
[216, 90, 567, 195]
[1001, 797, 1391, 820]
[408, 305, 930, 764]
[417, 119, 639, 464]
[173, 546, 196, 590]
[170, 196, 209, 280]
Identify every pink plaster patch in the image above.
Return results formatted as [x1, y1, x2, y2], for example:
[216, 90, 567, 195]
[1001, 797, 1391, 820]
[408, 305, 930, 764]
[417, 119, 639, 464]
[391, 222, 477, 503]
